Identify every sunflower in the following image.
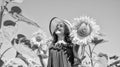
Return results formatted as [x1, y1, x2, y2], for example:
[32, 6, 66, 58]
[31, 29, 47, 46]
[70, 16, 101, 45]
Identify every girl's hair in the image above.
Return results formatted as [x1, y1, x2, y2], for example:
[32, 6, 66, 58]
[52, 22, 71, 44]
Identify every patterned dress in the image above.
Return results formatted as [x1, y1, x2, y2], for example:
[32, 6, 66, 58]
[47, 42, 74, 67]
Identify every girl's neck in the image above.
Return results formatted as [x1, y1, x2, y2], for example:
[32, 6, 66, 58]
[57, 35, 64, 41]
[56, 35, 67, 44]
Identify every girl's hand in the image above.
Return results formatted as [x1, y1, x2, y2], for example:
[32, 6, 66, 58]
[73, 58, 81, 66]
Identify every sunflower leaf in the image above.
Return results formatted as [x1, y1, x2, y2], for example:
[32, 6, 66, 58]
[110, 55, 119, 60]
[91, 37, 107, 45]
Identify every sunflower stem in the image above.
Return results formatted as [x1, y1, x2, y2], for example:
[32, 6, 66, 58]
[91, 45, 96, 55]
[0, 0, 9, 29]
[0, 47, 12, 59]
[88, 44, 94, 67]
[85, 50, 90, 58]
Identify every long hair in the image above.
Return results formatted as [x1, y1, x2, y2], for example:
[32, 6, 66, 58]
[52, 22, 71, 44]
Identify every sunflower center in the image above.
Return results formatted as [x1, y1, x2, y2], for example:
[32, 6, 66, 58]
[77, 22, 92, 37]
[36, 36, 42, 42]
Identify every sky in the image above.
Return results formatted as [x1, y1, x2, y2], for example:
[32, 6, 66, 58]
[0, 0, 120, 62]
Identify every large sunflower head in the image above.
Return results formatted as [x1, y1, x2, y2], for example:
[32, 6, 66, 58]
[71, 16, 100, 45]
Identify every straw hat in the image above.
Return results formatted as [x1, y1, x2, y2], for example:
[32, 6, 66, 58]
[49, 17, 72, 36]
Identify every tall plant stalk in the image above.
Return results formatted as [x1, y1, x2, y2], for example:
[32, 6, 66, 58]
[88, 44, 94, 67]
[0, 47, 12, 59]
[0, 0, 9, 29]
[0, 1, 4, 29]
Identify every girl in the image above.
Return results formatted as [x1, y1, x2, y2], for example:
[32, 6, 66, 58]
[48, 17, 80, 67]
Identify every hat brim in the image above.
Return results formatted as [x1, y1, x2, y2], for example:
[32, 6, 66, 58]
[49, 17, 72, 36]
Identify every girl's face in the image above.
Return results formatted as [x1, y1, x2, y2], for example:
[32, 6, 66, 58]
[55, 22, 65, 35]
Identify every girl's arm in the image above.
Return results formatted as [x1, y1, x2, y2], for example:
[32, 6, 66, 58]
[73, 44, 82, 59]
[73, 44, 79, 59]
[72, 44, 82, 65]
